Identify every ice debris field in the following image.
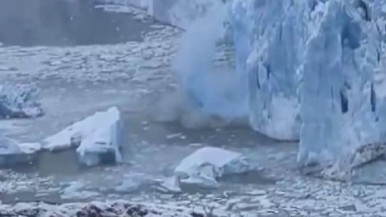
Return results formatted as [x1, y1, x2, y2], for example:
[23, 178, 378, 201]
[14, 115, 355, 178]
[3, 0, 386, 216]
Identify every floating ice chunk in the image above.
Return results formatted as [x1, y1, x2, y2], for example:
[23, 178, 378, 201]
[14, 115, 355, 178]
[76, 107, 123, 166]
[156, 176, 182, 193]
[0, 85, 43, 119]
[0, 138, 40, 166]
[173, 147, 252, 187]
[44, 107, 122, 152]
[18, 143, 41, 154]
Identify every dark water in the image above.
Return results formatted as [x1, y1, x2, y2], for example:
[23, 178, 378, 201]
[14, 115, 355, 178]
[0, 0, 150, 46]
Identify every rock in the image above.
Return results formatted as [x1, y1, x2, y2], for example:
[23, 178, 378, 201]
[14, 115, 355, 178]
[0, 84, 43, 119]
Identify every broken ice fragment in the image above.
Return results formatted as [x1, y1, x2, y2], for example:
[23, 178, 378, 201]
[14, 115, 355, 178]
[156, 176, 182, 193]
[76, 107, 123, 166]
[173, 147, 252, 187]
[44, 107, 122, 153]
[0, 138, 40, 166]
[0, 85, 43, 119]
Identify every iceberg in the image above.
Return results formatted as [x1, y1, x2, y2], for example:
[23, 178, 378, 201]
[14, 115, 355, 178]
[0, 85, 43, 119]
[76, 107, 123, 166]
[172, 147, 252, 187]
[44, 107, 123, 166]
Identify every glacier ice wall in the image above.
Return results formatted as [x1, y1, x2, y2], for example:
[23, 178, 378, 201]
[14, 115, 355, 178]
[232, 0, 386, 165]
[298, 0, 386, 165]
[232, 0, 305, 141]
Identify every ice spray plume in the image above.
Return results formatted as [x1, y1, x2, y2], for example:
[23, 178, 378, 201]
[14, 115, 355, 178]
[169, 1, 247, 124]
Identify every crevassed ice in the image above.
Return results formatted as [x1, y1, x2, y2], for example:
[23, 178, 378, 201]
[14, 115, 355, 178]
[232, 0, 304, 141]
[298, 0, 386, 165]
[231, 0, 386, 165]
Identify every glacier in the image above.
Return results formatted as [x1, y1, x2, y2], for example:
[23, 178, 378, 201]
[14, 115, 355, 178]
[231, 0, 303, 141]
[172, 0, 386, 167]
[231, 0, 386, 166]
[96, 0, 386, 167]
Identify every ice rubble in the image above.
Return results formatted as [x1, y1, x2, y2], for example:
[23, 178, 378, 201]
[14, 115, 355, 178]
[161, 147, 252, 191]
[0, 85, 43, 118]
[44, 107, 123, 166]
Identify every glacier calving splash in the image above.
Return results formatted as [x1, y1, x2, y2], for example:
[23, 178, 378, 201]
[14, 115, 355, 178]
[173, 1, 247, 121]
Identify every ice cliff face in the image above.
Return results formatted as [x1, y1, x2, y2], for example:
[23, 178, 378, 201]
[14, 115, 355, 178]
[232, 0, 386, 165]
[232, 0, 305, 141]
[298, 0, 386, 165]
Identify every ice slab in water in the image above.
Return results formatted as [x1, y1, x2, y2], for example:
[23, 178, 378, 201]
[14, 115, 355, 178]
[0, 85, 43, 119]
[44, 107, 122, 152]
[172, 147, 252, 188]
[76, 107, 123, 166]
[0, 138, 40, 166]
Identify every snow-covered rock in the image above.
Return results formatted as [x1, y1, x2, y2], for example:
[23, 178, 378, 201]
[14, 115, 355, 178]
[172, 147, 252, 188]
[0, 84, 43, 119]
[44, 107, 123, 166]
[0, 201, 217, 217]
[76, 107, 123, 166]
[0, 138, 40, 166]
